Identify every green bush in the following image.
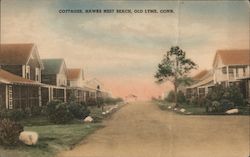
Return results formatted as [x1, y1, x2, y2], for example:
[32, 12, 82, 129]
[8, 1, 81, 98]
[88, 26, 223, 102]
[46, 100, 73, 124]
[24, 107, 32, 117]
[68, 102, 90, 119]
[31, 106, 42, 117]
[165, 90, 186, 104]
[177, 91, 186, 104]
[165, 90, 175, 102]
[86, 98, 97, 106]
[205, 84, 244, 113]
[223, 85, 244, 106]
[0, 109, 26, 121]
[103, 97, 123, 105]
[0, 119, 23, 146]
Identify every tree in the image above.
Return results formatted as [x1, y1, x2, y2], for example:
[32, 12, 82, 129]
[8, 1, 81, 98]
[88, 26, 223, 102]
[155, 46, 197, 107]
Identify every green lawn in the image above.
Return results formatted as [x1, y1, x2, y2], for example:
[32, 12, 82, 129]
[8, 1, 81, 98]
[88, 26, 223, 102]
[0, 106, 106, 157]
[155, 100, 208, 115]
[0, 123, 103, 157]
[154, 100, 249, 115]
[0, 104, 123, 157]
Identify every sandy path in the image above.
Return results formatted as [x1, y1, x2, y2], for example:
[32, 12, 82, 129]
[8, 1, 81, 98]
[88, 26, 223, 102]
[58, 101, 249, 157]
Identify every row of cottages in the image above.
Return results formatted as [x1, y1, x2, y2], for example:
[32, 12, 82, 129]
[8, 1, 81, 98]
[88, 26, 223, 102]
[186, 49, 250, 102]
[0, 43, 110, 110]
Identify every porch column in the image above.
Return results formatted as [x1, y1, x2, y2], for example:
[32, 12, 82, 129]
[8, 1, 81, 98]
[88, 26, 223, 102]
[64, 88, 66, 102]
[38, 87, 42, 107]
[48, 87, 51, 102]
[83, 91, 86, 102]
[50, 87, 54, 101]
[226, 66, 229, 87]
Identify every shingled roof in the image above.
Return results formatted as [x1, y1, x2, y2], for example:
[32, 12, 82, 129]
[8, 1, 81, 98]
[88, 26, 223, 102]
[0, 69, 41, 85]
[213, 49, 250, 67]
[42, 59, 65, 75]
[67, 68, 82, 81]
[188, 69, 213, 88]
[192, 70, 209, 81]
[0, 43, 34, 65]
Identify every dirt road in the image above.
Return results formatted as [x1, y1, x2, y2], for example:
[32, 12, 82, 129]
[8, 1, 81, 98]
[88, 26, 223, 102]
[58, 101, 249, 157]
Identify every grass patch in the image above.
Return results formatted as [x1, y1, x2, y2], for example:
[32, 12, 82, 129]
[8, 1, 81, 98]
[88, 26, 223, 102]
[154, 100, 208, 115]
[0, 104, 123, 157]
[154, 100, 250, 115]
[0, 123, 103, 157]
[182, 106, 206, 114]
[20, 116, 83, 126]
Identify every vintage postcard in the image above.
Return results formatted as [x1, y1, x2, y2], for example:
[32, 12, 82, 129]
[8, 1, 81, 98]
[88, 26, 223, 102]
[0, 0, 249, 157]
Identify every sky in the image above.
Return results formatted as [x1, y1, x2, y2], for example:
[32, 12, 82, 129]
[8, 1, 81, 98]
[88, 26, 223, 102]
[1, 0, 249, 100]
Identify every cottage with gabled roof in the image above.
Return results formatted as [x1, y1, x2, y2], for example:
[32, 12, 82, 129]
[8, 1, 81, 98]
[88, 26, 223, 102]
[40, 59, 68, 105]
[213, 49, 250, 101]
[66, 68, 86, 104]
[213, 49, 250, 84]
[42, 58, 67, 87]
[185, 49, 250, 102]
[0, 43, 44, 82]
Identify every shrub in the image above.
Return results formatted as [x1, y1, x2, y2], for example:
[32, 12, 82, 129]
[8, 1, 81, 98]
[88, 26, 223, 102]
[224, 85, 244, 106]
[177, 91, 186, 104]
[205, 84, 244, 113]
[24, 107, 32, 117]
[86, 98, 97, 106]
[0, 109, 26, 121]
[0, 119, 23, 146]
[165, 90, 186, 104]
[165, 90, 175, 102]
[31, 106, 42, 117]
[219, 99, 234, 112]
[68, 102, 90, 119]
[103, 97, 123, 105]
[46, 100, 73, 124]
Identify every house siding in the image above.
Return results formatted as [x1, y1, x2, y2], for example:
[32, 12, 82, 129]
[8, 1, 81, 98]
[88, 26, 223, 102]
[27, 56, 41, 81]
[41, 74, 57, 85]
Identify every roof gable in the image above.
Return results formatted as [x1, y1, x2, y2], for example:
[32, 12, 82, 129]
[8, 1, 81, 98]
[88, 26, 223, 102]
[67, 68, 82, 81]
[0, 43, 34, 65]
[0, 43, 44, 69]
[213, 49, 250, 67]
[42, 59, 65, 75]
[85, 78, 104, 89]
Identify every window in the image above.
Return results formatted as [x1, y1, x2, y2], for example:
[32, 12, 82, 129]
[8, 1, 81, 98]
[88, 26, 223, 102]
[236, 68, 239, 77]
[35, 68, 40, 81]
[8, 85, 13, 109]
[243, 67, 246, 76]
[222, 67, 227, 74]
[198, 88, 205, 98]
[229, 67, 234, 78]
[26, 66, 30, 79]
